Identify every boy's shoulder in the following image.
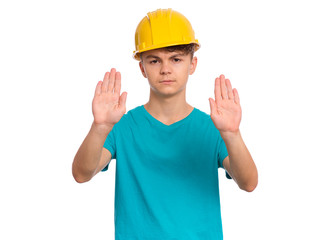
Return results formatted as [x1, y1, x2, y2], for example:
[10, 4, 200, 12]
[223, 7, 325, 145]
[124, 105, 144, 120]
[115, 105, 142, 124]
[114, 105, 147, 127]
[193, 107, 211, 120]
[194, 108, 219, 131]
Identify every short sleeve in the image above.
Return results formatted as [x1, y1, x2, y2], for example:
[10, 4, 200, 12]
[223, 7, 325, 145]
[102, 128, 117, 172]
[217, 135, 232, 179]
[217, 137, 228, 168]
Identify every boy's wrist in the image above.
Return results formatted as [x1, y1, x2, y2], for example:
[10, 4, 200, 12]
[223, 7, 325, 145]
[219, 130, 241, 142]
[91, 122, 114, 136]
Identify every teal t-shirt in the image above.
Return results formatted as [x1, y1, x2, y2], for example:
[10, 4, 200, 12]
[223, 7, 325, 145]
[103, 105, 230, 240]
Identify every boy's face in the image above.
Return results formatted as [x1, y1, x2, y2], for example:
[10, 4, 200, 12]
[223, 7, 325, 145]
[139, 48, 197, 98]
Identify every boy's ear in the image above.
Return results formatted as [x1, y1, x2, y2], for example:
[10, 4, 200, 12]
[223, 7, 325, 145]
[139, 61, 147, 78]
[189, 56, 198, 75]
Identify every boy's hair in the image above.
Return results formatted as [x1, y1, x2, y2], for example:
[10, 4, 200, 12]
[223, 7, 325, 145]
[140, 43, 196, 62]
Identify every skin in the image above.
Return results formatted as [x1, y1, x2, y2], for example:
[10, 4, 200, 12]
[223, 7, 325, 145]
[72, 69, 126, 183]
[209, 75, 258, 192]
[138, 49, 197, 125]
[72, 48, 258, 192]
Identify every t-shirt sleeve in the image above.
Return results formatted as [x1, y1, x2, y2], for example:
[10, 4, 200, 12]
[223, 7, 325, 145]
[101, 128, 117, 172]
[217, 134, 232, 179]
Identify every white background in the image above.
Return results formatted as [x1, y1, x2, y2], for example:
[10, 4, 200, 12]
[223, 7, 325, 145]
[1, 0, 335, 239]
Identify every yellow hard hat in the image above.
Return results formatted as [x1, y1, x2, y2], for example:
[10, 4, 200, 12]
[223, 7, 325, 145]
[133, 8, 200, 61]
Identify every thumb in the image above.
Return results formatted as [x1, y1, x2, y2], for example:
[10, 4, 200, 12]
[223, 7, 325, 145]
[209, 98, 217, 115]
[119, 92, 127, 108]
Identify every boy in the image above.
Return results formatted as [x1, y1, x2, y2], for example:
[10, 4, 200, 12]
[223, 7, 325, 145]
[73, 8, 258, 239]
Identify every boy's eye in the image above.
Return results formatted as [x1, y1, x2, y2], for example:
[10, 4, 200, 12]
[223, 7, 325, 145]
[173, 58, 181, 62]
[150, 60, 158, 64]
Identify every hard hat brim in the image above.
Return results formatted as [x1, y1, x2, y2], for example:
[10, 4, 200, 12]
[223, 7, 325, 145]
[133, 41, 200, 61]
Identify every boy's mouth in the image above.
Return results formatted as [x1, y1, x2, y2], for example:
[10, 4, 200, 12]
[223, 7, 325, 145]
[160, 80, 175, 84]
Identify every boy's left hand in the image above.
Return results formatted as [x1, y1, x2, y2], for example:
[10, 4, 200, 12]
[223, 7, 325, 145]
[209, 74, 242, 134]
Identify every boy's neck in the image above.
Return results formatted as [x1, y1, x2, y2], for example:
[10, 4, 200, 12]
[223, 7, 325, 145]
[144, 91, 194, 126]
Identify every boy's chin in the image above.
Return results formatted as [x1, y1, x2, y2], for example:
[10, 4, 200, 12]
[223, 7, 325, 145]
[152, 89, 185, 98]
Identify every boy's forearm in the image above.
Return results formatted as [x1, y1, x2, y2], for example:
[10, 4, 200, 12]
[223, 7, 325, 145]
[221, 131, 258, 192]
[72, 123, 113, 183]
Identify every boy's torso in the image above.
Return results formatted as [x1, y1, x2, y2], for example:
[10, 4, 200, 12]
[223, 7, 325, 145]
[103, 105, 228, 240]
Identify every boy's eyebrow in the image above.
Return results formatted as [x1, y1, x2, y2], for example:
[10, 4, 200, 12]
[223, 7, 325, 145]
[145, 55, 160, 59]
[145, 53, 185, 59]
[169, 53, 185, 58]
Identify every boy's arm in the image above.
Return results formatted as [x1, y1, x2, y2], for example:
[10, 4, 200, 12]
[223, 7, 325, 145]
[209, 75, 258, 192]
[72, 68, 127, 183]
[221, 131, 258, 192]
[72, 123, 113, 183]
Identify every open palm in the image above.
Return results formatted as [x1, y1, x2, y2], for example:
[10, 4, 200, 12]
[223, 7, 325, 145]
[209, 74, 242, 133]
[92, 68, 127, 129]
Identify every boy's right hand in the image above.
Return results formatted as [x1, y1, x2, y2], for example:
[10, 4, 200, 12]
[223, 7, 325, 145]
[92, 68, 127, 131]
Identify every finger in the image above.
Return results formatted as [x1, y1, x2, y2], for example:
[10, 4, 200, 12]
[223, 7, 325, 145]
[102, 72, 110, 93]
[108, 68, 116, 92]
[114, 71, 121, 95]
[233, 88, 240, 104]
[220, 75, 228, 99]
[209, 98, 217, 116]
[226, 78, 234, 100]
[95, 81, 102, 96]
[119, 92, 127, 108]
[214, 77, 221, 104]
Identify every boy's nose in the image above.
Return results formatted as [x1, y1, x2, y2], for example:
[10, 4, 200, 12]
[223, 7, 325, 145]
[160, 61, 171, 75]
